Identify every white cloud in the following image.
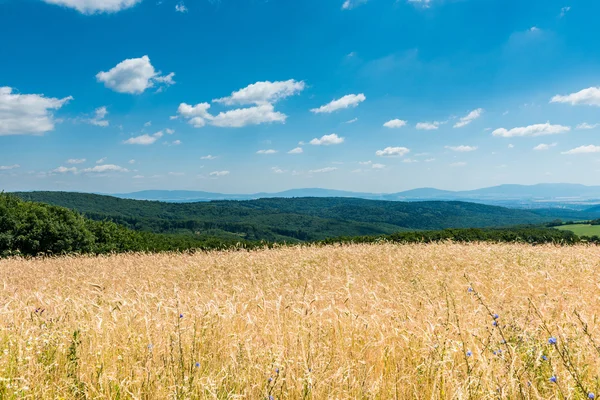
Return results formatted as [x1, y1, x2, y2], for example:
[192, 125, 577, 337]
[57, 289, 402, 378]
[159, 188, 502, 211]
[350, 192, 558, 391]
[171, 140, 181, 146]
[124, 131, 164, 145]
[201, 155, 217, 160]
[416, 121, 441, 130]
[533, 143, 557, 151]
[144, 121, 152, 127]
[211, 105, 286, 128]
[178, 102, 286, 128]
[0, 164, 20, 171]
[288, 147, 303, 154]
[560, 6, 571, 17]
[310, 94, 366, 114]
[82, 164, 128, 173]
[508, 144, 514, 149]
[450, 162, 467, 167]
[67, 158, 86, 164]
[359, 161, 372, 165]
[309, 167, 338, 173]
[87, 106, 109, 127]
[402, 158, 418, 163]
[133, 175, 144, 179]
[424, 158, 435, 162]
[492, 123, 570, 137]
[577, 123, 600, 130]
[310, 133, 345, 146]
[407, 0, 432, 7]
[41, 0, 142, 14]
[96, 157, 107, 164]
[454, 108, 483, 128]
[445, 145, 478, 152]
[0, 87, 72, 136]
[256, 149, 278, 154]
[214, 80, 305, 106]
[383, 119, 407, 128]
[96, 56, 175, 94]
[175, 2, 187, 12]
[562, 145, 600, 155]
[346, 118, 358, 124]
[128, 159, 135, 164]
[210, 170, 230, 177]
[341, 0, 368, 10]
[529, 26, 540, 32]
[550, 87, 600, 107]
[371, 163, 385, 169]
[165, 128, 175, 134]
[271, 167, 286, 174]
[52, 166, 78, 174]
[376, 146, 410, 157]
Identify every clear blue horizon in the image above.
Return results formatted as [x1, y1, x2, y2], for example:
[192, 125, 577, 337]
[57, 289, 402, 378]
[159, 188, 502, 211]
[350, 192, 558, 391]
[1, 0, 600, 194]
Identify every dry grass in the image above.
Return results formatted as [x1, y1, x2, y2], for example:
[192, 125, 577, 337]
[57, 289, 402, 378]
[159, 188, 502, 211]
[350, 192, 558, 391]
[1, 243, 600, 399]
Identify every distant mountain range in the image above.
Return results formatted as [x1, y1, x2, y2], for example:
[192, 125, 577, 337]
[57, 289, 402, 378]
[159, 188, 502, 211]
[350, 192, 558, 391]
[111, 184, 600, 209]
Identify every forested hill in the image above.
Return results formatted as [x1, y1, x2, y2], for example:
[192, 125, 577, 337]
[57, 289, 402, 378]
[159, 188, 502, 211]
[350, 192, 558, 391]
[12, 191, 551, 241]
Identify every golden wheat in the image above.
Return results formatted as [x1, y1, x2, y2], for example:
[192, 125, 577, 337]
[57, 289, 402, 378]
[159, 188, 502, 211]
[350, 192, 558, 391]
[1, 243, 599, 399]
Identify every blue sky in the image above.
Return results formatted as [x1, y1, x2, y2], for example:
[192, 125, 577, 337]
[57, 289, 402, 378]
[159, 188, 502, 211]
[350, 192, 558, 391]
[1, 0, 600, 194]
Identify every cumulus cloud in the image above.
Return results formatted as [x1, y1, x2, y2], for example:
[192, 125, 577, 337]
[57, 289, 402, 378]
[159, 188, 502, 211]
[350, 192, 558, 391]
[310, 94, 366, 114]
[96, 157, 107, 164]
[375, 146, 410, 157]
[123, 131, 164, 145]
[271, 167, 286, 174]
[454, 108, 483, 128]
[383, 119, 407, 128]
[550, 87, 600, 107]
[371, 163, 385, 169]
[0, 164, 20, 171]
[175, 2, 187, 12]
[82, 164, 128, 173]
[209, 170, 230, 177]
[96, 56, 175, 94]
[309, 167, 338, 173]
[0, 87, 72, 136]
[177, 102, 286, 128]
[416, 121, 441, 130]
[41, 0, 142, 14]
[560, 6, 571, 17]
[561, 145, 600, 155]
[256, 149, 278, 154]
[533, 143, 557, 151]
[310, 133, 344, 146]
[288, 147, 303, 154]
[445, 145, 478, 152]
[577, 123, 600, 130]
[214, 80, 305, 106]
[67, 158, 86, 164]
[87, 106, 109, 127]
[492, 123, 570, 137]
[52, 166, 78, 174]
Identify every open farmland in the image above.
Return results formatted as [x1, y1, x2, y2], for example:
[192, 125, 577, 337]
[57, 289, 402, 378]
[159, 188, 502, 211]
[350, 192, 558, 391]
[555, 223, 600, 237]
[1, 243, 600, 399]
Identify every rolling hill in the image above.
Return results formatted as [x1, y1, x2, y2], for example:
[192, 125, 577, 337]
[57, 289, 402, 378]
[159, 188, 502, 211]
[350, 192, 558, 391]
[12, 191, 555, 242]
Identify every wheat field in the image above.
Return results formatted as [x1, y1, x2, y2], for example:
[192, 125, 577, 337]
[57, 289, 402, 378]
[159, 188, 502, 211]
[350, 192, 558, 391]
[1, 243, 599, 399]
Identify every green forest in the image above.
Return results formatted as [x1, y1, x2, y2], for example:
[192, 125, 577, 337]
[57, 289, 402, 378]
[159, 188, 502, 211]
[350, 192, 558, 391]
[0, 192, 590, 257]
[12, 191, 561, 242]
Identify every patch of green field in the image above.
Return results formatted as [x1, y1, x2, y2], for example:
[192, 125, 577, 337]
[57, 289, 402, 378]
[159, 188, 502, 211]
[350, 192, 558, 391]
[555, 223, 600, 237]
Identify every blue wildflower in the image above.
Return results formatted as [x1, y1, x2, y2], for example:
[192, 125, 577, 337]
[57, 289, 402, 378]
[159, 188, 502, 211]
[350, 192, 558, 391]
[179, 313, 184, 319]
[589, 393, 595, 399]
[468, 287, 474, 293]
[493, 314, 499, 320]
[493, 321, 498, 326]
[269, 396, 275, 400]
[268, 377, 273, 383]
[550, 376, 557, 383]
[548, 337, 557, 345]
[542, 355, 547, 361]
[275, 368, 280, 374]
[466, 351, 472, 357]
[195, 362, 200, 367]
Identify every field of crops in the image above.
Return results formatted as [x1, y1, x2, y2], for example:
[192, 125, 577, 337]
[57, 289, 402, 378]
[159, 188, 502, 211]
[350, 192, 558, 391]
[1, 243, 600, 398]
[555, 223, 600, 237]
